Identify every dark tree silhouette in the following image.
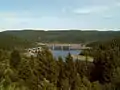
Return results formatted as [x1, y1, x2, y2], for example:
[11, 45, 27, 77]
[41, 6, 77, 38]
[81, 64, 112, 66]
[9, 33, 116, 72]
[10, 50, 21, 69]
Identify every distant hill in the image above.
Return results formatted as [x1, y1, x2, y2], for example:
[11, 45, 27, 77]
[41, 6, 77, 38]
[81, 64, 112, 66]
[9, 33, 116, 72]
[3, 30, 120, 43]
[87, 37, 120, 48]
[0, 32, 32, 50]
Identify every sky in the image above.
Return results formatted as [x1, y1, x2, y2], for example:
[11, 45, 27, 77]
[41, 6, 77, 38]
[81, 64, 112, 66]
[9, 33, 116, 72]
[0, 0, 120, 31]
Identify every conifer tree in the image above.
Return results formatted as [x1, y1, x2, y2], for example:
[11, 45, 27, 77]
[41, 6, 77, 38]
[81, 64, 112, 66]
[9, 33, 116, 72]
[10, 50, 21, 69]
[65, 53, 77, 90]
[57, 56, 66, 90]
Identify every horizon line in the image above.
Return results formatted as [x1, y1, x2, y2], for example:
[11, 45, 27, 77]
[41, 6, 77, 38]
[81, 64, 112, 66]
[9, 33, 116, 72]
[1, 28, 120, 32]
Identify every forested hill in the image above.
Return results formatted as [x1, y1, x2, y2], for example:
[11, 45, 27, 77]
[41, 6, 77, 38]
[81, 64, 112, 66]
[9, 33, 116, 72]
[3, 30, 120, 43]
[87, 37, 120, 48]
[0, 32, 32, 50]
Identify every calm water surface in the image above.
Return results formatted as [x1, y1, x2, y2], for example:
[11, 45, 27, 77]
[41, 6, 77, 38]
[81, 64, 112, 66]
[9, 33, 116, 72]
[51, 50, 81, 59]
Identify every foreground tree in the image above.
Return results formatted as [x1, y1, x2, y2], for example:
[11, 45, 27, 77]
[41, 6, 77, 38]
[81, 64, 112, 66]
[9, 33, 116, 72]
[10, 50, 21, 69]
[65, 53, 78, 90]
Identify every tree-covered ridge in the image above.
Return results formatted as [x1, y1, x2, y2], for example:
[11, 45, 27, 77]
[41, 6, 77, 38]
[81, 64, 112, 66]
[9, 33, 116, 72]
[0, 32, 32, 50]
[87, 37, 120, 48]
[3, 30, 120, 43]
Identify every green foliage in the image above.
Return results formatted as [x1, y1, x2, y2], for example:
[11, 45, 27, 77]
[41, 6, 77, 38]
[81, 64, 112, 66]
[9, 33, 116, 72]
[41, 78, 57, 90]
[90, 38, 120, 84]
[0, 39, 120, 90]
[91, 81, 102, 90]
[0, 61, 29, 90]
[4, 30, 120, 43]
[10, 50, 21, 69]
[112, 67, 120, 90]
[0, 82, 29, 90]
[0, 33, 32, 50]
[60, 78, 69, 90]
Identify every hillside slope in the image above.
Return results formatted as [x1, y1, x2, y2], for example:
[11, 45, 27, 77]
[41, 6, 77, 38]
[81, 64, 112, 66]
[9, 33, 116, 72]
[3, 30, 120, 43]
[0, 32, 32, 50]
[87, 37, 120, 48]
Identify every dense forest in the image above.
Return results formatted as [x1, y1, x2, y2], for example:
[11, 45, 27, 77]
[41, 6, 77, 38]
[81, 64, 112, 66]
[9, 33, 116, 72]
[87, 38, 120, 48]
[0, 36, 120, 90]
[3, 30, 120, 43]
[0, 32, 33, 50]
[0, 30, 120, 89]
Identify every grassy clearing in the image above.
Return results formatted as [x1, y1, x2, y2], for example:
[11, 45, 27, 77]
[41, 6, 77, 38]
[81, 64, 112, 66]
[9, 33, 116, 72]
[71, 55, 94, 62]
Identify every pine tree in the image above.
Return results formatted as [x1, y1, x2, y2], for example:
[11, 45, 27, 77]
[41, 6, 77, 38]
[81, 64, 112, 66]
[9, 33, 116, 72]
[91, 49, 117, 84]
[37, 50, 59, 85]
[10, 50, 21, 69]
[65, 53, 77, 90]
[57, 56, 66, 90]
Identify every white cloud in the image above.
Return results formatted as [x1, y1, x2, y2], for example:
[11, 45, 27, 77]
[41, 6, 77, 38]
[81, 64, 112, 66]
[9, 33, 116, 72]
[0, 13, 71, 31]
[72, 1, 120, 15]
[73, 6, 109, 14]
[0, 14, 92, 31]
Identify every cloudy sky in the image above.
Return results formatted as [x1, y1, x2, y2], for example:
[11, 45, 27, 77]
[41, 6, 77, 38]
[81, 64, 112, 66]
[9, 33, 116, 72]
[0, 0, 120, 31]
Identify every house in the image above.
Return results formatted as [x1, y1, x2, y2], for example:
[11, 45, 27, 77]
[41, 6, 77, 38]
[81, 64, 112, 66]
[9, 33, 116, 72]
[26, 47, 42, 57]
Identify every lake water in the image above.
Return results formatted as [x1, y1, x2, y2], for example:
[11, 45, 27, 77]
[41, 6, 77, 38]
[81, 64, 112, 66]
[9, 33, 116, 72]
[51, 50, 81, 59]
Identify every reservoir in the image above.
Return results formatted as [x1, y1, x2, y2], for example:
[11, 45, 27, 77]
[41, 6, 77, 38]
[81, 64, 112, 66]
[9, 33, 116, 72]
[51, 50, 81, 59]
